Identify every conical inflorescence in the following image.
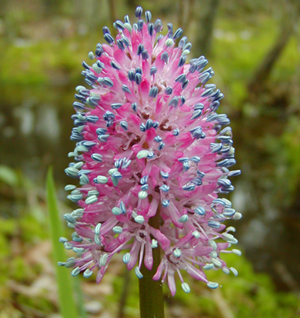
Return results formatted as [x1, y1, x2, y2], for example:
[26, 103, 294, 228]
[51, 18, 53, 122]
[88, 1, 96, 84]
[60, 6, 241, 296]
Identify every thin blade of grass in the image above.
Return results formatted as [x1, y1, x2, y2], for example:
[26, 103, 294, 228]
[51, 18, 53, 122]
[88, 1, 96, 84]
[46, 167, 78, 318]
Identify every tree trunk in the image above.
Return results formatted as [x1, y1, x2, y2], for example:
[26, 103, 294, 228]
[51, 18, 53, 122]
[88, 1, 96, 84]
[193, 0, 220, 57]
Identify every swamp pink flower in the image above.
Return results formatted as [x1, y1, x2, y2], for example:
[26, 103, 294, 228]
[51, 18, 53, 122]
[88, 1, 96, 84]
[60, 6, 242, 296]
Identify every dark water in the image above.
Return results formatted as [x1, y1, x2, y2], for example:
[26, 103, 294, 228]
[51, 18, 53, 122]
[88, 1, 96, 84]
[1, 82, 299, 292]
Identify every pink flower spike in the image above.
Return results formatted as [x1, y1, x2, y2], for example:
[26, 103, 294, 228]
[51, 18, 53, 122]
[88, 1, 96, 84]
[62, 6, 241, 296]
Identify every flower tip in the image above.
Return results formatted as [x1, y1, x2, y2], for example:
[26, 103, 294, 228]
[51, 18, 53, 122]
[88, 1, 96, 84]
[181, 282, 191, 293]
[207, 282, 219, 289]
[135, 266, 143, 279]
[123, 253, 131, 264]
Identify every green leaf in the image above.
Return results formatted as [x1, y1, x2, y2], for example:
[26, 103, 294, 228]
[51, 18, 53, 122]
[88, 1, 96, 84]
[0, 165, 18, 187]
[46, 167, 78, 318]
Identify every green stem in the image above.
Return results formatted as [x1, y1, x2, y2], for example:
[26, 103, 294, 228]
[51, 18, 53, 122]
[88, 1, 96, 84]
[139, 208, 165, 318]
[46, 167, 78, 318]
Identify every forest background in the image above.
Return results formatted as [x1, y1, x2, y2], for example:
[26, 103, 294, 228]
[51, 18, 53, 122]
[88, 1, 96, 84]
[0, 0, 300, 317]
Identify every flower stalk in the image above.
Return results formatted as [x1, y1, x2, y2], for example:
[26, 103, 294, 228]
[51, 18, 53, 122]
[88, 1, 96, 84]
[139, 208, 164, 318]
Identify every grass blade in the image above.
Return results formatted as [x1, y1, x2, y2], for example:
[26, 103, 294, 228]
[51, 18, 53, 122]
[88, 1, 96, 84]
[46, 167, 78, 318]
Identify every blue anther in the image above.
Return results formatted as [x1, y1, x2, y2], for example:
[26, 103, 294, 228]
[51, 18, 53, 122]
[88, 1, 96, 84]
[128, 70, 135, 81]
[215, 92, 224, 101]
[86, 115, 99, 123]
[223, 208, 236, 217]
[191, 177, 202, 186]
[98, 134, 109, 142]
[178, 157, 189, 163]
[122, 85, 131, 94]
[228, 170, 241, 177]
[169, 96, 178, 108]
[165, 87, 173, 95]
[148, 23, 154, 36]
[167, 23, 173, 37]
[194, 103, 204, 111]
[140, 175, 148, 184]
[161, 52, 169, 63]
[135, 6, 143, 18]
[117, 39, 125, 50]
[82, 61, 90, 69]
[211, 89, 220, 99]
[160, 171, 169, 179]
[135, 73, 142, 85]
[120, 201, 126, 214]
[191, 109, 202, 119]
[112, 171, 122, 180]
[137, 20, 144, 31]
[141, 184, 149, 190]
[82, 141, 96, 148]
[111, 103, 122, 109]
[75, 94, 86, 102]
[142, 50, 149, 60]
[190, 156, 200, 163]
[182, 80, 189, 90]
[175, 74, 186, 83]
[145, 10, 152, 22]
[102, 26, 111, 34]
[183, 42, 192, 51]
[195, 206, 205, 216]
[217, 114, 230, 125]
[152, 121, 159, 128]
[157, 34, 163, 42]
[183, 161, 190, 171]
[216, 159, 236, 167]
[114, 20, 125, 30]
[179, 36, 187, 48]
[178, 55, 187, 67]
[154, 136, 162, 142]
[73, 102, 85, 111]
[208, 221, 221, 229]
[140, 123, 146, 131]
[111, 61, 121, 70]
[124, 15, 130, 23]
[173, 128, 179, 136]
[161, 199, 170, 207]
[137, 44, 144, 55]
[120, 37, 130, 47]
[158, 142, 165, 150]
[173, 28, 183, 39]
[154, 19, 163, 33]
[218, 178, 231, 187]
[150, 66, 157, 76]
[96, 128, 107, 135]
[147, 152, 155, 159]
[206, 113, 218, 122]
[104, 33, 114, 44]
[131, 102, 137, 112]
[210, 143, 222, 153]
[190, 126, 206, 139]
[182, 184, 195, 191]
[199, 72, 210, 84]
[103, 77, 114, 87]
[159, 185, 170, 192]
[103, 111, 115, 121]
[149, 87, 158, 98]
[120, 121, 128, 130]
[145, 119, 153, 130]
[201, 88, 214, 97]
